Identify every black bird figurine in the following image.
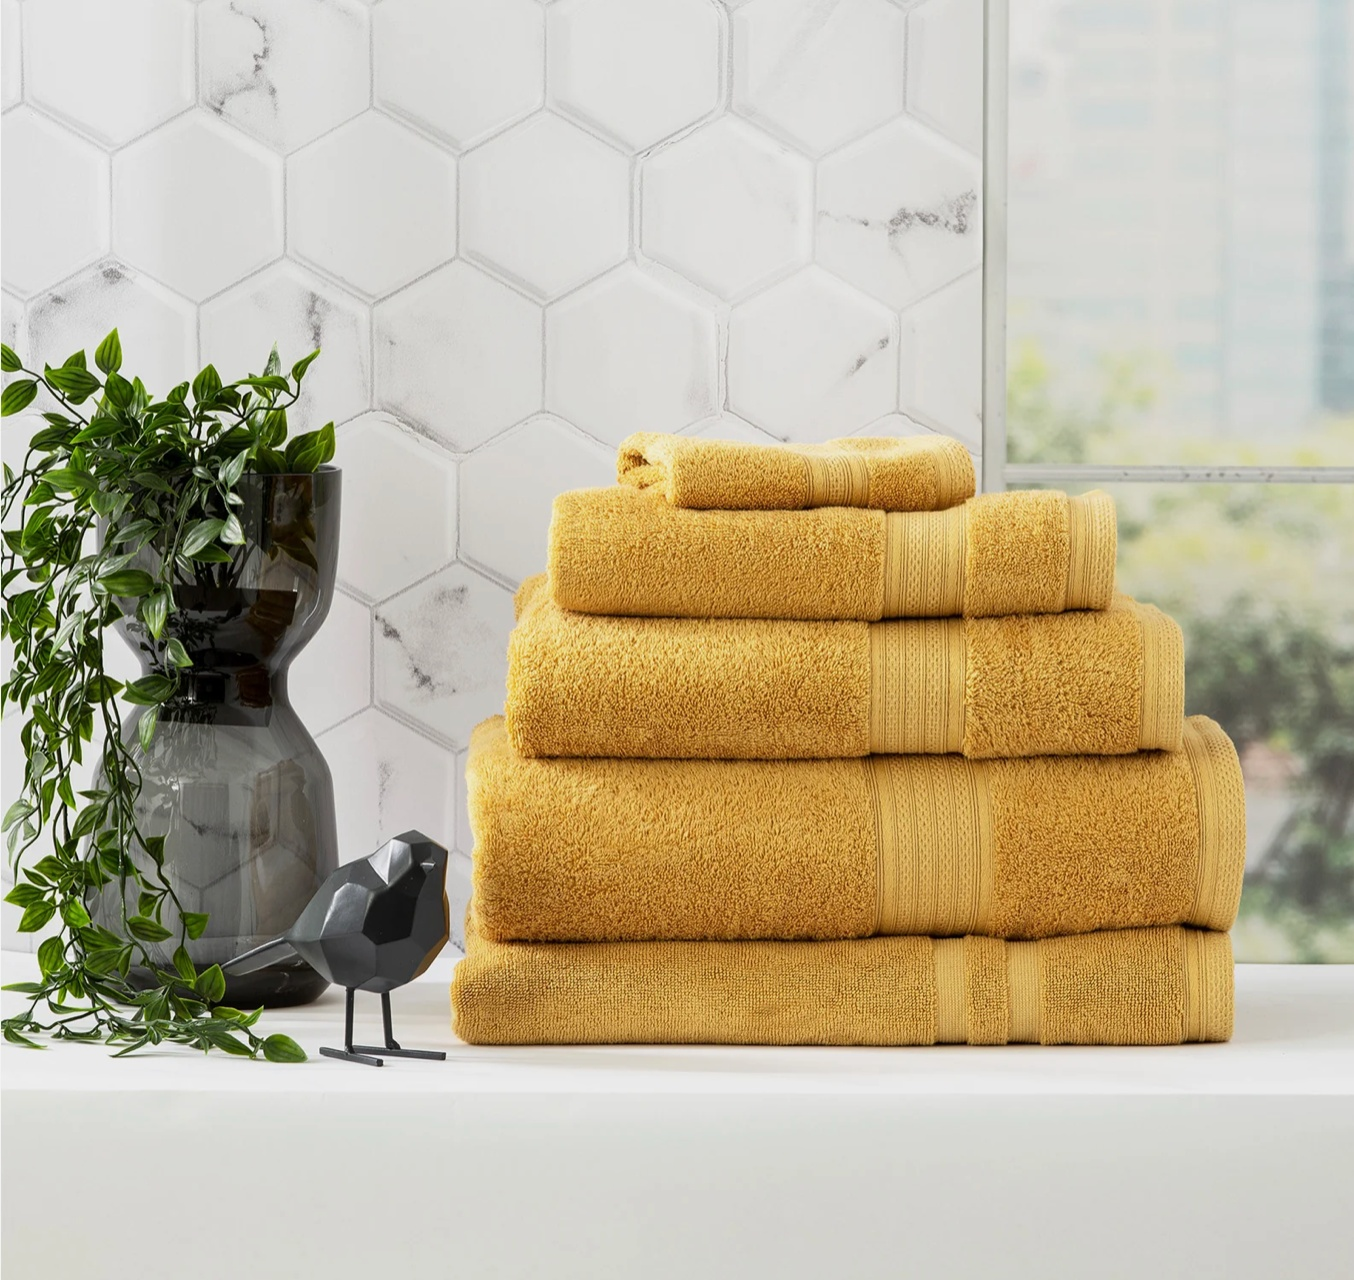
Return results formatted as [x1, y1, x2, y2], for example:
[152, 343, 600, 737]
[224, 830, 451, 1067]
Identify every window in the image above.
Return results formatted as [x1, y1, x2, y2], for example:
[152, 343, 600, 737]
[988, 0, 1354, 959]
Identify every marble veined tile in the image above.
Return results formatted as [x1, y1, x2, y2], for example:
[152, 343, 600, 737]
[546, 265, 719, 445]
[641, 117, 812, 301]
[288, 587, 372, 736]
[374, 261, 542, 452]
[2, 109, 108, 298]
[199, 0, 371, 154]
[897, 268, 982, 448]
[728, 266, 897, 439]
[548, 0, 721, 153]
[2, 0, 21, 112]
[373, 562, 514, 751]
[906, 0, 984, 157]
[816, 114, 982, 310]
[200, 261, 371, 431]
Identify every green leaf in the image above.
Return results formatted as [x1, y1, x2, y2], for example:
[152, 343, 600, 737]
[172, 946, 197, 983]
[191, 363, 222, 404]
[18, 900, 56, 933]
[37, 935, 64, 976]
[137, 706, 158, 751]
[94, 328, 123, 374]
[219, 513, 246, 545]
[1, 380, 39, 416]
[98, 569, 155, 598]
[44, 365, 101, 402]
[180, 518, 225, 557]
[195, 964, 226, 1004]
[3, 1025, 43, 1050]
[263, 344, 282, 377]
[60, 899, 91, 929]
[1, 343, 21, 373]
[4, 884, 45, 909]
[140, 590, 169, 640]
[187, 544, 233, 564]
[2, 799, 35, 831]
[285, 422, 335, 473]
[182, 911, 209, 940]
[262, 1034, 307, 1064]
[165, 638, 193, 668]
[122, 674, 175, 706]
[291, 349, 321, 383]
[126, 915, 173, 944]
[101, 372, 133, 410]
[41, 467, 96, 493]
[218, 451, 248, 489]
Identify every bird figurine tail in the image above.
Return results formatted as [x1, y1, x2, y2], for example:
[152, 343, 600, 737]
[222, 935, 298, 976]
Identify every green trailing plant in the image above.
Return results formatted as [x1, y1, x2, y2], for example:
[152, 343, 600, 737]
[1, 331, 337, 1059]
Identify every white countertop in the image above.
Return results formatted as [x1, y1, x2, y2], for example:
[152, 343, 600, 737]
[5, 956, 1353, 1280]
[3, 954, 1351, 1094]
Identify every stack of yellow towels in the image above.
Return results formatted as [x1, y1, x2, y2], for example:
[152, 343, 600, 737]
[452, 433, 1245, 1046]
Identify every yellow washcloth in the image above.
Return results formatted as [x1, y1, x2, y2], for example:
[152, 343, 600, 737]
[506, 578, 1183, 759]
[548, 485, 1116, 619]
[617, 431, 975, 511]
[467, 715, 1245, 943]
[451, 921, 1233, 1046]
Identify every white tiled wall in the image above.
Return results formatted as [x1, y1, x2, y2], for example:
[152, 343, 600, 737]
[1, 0, 983, 949]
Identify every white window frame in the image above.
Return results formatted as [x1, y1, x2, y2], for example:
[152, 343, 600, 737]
[980, 0, 1354, 490]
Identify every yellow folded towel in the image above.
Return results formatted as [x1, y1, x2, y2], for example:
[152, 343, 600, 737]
[451, 922, 1233, 1046]
[617, 431, 975, 511]
[468, 715, 1245, 943]
[506, 578, 1183, 759]
[548, 485, 1116, 619]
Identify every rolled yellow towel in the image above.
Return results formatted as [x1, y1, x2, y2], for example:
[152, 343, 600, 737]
[548, 485, 1116, 619]
[506, 577, 1183, 758]
[468, 715, 1245, 943]
[451, 921, 1234, 1046]
[617, 431, 975, 511]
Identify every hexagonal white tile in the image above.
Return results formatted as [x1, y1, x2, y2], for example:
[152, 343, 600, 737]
[685, 412, 780, 444]
[375, 0, 543, 150]
[641, 117, 811, 300]
[25, 262, 197, 396]
[460, 113, 629, 301]
[2, 0, 20, 112]
[460, 416, 613, 585]
[374, 261, 541, 452]
[24, 0, 193, 147]
[728, 267, 898, 439]
[732, 0, 906, 156]
[200, 262, 371, 432]
[548, 0, 720, 153]
[1, 110, 108, 298]
[373, 562, 514, 750]
[288, 587, 372, 737]
[316, 708, 457, 866]
[445, 849, 472, 952]
[199, 0, 371, 154]
[288, 113, 457, 299]
[113, 116, 282, 302]
[453, 747, 472, 857]
[332, 413, 457, 601]
[906, 0, 983, 157]
[546, 266, 719, 445]
[897, 269, 982, 448]
[817, 115, 982, 310]
[2, 292, 21, 352]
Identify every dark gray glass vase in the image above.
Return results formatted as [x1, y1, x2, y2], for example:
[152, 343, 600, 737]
[91, 468, 341, 1008]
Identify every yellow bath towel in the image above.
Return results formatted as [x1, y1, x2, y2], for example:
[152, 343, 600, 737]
[468, 715, 1245, 943]
[451, 922, 1233, 1046]
[548, 485, 1116, 619]
[506, 578, 1183, 759]
[617, 431, 975, 511]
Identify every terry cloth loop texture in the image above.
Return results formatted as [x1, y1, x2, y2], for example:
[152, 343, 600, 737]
[616, 431, 975, 512]
[505, 580, 1184, 760]
[467, 715, 1245, 943]
[547, 485, 1117, 620]
[451, 922, 1234, 1046]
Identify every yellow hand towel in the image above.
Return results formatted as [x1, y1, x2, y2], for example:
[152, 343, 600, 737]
[451, 921, 1233, 1046]
[468, 715, 1245, 943]
[617, 431, 975, 511]
[506, 578, 1183, 759]
[548, 485, 1116, 619]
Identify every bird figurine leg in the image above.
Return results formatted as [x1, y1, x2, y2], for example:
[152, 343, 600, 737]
[351, 991, 447, 1061]
[319, 988, 385, 1067]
